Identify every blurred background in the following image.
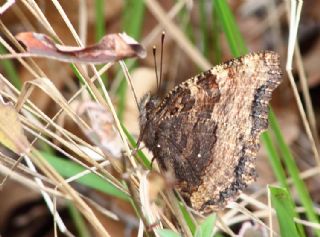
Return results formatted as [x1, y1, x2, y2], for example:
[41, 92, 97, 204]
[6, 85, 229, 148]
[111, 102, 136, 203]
[0, 0, 320, 236]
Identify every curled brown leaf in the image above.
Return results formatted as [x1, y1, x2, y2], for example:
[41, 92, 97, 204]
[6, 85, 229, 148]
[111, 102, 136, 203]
[16, 32, 146, 64]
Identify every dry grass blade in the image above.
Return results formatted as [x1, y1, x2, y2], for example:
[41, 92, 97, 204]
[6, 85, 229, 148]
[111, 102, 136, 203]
[15, 77, 126, 190]
[0, 161, 64, 197]
[0, 21, 43, 78]
[145, 0, 211, 70]
[227, 202, 278, 236]
[1, 0, 320, 236]
[285, 0, 319, 164]
[2, 76, 122, 236]
[294, 47, 320, 152]
[30, 150, 111, 237]
[0, 102, 69, 233]
[0, 0, 15, 14]
[142, 0, 189, 46]
[294, 218, 320, 230]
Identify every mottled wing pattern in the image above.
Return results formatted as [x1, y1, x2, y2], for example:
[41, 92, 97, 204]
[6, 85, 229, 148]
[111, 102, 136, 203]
[155, 113, 217, 202]
[140, 51, 282, 214]
[144, 72, 220, 200]
[152, 71, 220, 120]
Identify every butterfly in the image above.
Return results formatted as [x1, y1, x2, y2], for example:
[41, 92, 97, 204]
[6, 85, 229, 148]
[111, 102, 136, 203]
[139, 51, 282, 214]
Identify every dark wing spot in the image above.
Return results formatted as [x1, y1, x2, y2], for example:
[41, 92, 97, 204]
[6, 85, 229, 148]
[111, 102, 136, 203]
[154, 113, 218, 196]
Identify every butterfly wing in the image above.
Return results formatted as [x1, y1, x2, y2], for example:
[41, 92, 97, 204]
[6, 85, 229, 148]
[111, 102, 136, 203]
[154, 113, 217, 201]
[141, 51, 282, 213]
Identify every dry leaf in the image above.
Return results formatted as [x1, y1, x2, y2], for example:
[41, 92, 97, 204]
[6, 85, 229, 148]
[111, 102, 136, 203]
[0, 102, 29, 154]
[77, 101, 123, 158]
[16, 32, 146, 64]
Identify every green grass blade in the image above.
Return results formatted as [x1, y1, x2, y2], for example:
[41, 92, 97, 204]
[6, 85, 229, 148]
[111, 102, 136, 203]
[199, 0, 209, 58]
[270, 186, 300, 237]
[269, 109, 320, 236]
[213, 0, 247, 57]
[156, 229, 182, 237]
[195, 213, 216, 237]
[94, 0, 107, 83]
[178, 201, 196, 235]
[261, 131, 288, 189]
[116, 0, 145, 120]
[121, 123, 151, 169]
[42, 152, 129, 200]
[94, 0, 106, 41]
[213, 234, 224, 237]
[122, 0, 145, 38]
[116, 76, 127, 121]
[71, 64, 86, 85]
[67, 201, 91, 237]
[179, 4, 195, 43]
[70, 64, 98, 99]
[0, 44, 21, 89]
[211, 5, 222, 64]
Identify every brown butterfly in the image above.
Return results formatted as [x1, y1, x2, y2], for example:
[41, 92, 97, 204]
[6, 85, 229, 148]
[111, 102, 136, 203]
[139, 51, 282, 214]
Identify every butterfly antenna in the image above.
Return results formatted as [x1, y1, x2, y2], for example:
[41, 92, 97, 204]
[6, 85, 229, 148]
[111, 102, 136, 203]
[153, 46, 160, 91]
[159, 31, 165, 89]
[134, 46, 160, 159]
